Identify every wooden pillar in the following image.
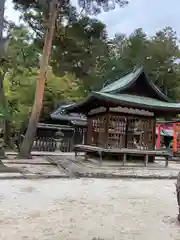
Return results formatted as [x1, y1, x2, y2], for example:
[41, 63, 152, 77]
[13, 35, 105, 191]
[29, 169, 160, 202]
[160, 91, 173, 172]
[86, 117, 92, 145]
[104, 112, 109, 148]
[152, 118, 156, 149]
[98, 115, 105, 148]
[173, 123, 177, 153]
[156, 124, 161, 149]
[125, 117, 128, 148]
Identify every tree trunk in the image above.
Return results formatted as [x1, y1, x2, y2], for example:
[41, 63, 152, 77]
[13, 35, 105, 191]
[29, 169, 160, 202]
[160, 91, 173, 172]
[4, 119, 12, 147]
[19, 0, 58, 158]
[0, 0, 5, 39]
[0, 0, 6, 159]
[0, 76, 10, 148]
[0, 1, 11, 151]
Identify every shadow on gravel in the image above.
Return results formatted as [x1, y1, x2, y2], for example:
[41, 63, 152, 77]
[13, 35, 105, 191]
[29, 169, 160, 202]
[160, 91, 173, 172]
[0, 161, 19, 173]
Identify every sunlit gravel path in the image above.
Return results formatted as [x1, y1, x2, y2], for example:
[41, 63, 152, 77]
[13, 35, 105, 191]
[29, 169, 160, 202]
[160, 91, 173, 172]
[0, 179, 180, 240]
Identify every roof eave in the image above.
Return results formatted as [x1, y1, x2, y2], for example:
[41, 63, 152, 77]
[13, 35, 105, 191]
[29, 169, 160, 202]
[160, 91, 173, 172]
[93, 92, 180, 113]
[66, 94, 95, 113]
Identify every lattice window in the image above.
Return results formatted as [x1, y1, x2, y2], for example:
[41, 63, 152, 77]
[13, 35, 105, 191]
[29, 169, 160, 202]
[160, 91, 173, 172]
[127, 118, 154, 150]
[107, 115, 126, 149]
[126, 118, 136, 149]
[86, 112, 155, 150]
[90, 115, 106, 147]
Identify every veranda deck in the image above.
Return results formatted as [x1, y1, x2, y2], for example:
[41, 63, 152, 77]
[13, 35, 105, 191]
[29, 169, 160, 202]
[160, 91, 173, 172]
[74, 144, 173, 167]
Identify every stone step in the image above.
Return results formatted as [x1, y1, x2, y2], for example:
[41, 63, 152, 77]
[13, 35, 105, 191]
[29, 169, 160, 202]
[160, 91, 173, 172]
[6, 151, 85, 156]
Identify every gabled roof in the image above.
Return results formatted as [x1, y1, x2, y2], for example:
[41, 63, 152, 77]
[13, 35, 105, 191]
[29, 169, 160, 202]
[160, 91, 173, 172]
[66, 66, 180, 114]
[66, 91, 180, 113]
[100, 66, 170, 102]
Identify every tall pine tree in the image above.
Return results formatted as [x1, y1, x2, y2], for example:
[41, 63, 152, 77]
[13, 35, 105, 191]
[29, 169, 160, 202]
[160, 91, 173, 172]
[12, 0, 128, 157]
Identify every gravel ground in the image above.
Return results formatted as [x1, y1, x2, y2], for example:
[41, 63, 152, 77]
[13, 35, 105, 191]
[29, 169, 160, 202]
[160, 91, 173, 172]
[51, 156, 180, 178]
[2, 156, 180, 179]
[0, 179, 180, 240]
[3, 157, 66, 176]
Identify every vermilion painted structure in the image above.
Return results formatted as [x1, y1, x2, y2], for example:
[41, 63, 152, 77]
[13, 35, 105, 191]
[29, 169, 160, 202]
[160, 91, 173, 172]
[156, 121, 180, 153]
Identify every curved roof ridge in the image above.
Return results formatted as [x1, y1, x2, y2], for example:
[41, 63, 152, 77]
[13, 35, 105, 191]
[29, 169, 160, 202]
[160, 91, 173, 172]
[100, 66, 143, 93]
[101, 65, 171, 102]
[102, 67, 135, 88]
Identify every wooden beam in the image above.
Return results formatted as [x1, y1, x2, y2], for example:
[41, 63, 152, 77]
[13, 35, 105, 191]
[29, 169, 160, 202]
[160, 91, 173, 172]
[109, 106, 154, 116]
[88, 107, 106, 116]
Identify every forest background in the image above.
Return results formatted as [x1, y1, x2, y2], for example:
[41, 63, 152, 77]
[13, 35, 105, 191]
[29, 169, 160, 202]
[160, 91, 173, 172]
[1, 0, 180, 150]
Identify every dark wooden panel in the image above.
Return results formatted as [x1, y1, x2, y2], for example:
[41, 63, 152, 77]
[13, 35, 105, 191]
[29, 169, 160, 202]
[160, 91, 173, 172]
[107, 114, 126, 149]
[85, 109, 155, 151]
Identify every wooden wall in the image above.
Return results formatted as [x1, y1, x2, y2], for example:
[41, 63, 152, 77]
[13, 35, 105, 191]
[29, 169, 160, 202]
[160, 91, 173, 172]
[86, 111, 155, 150]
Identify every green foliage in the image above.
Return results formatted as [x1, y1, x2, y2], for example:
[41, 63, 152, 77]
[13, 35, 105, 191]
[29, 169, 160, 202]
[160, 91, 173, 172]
[3, 1, 180, 148]
[13, 0, 128, 15]
[42, 68, 83, 118]
[4, 68, 37, 129]
[18, 4, 110, 92]
[4, 66, 81, 129]
[105, 27, 180, 100]
[6, 24, 40, 72]
[1, 23, 82, 131]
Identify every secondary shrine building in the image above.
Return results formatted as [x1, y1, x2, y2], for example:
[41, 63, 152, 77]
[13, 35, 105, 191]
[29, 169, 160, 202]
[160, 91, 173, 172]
[67, 66, 180, 151]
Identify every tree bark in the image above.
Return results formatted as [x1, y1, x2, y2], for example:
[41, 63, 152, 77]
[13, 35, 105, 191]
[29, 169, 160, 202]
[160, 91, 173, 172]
[4, 119, 12, 147]
[0, 0, 5, 39]
[0, 76, 10, 148]
[0, 0, 6, 159]
[19, 0, 58, 158]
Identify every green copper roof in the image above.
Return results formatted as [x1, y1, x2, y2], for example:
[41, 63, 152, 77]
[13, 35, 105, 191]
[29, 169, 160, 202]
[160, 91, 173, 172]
[101, 67, 143, 93]
[67, 91, 180, 113]
[93, 92, 180, 111]
[100, 66, 170, 102]
[66, 66, 179, 114]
